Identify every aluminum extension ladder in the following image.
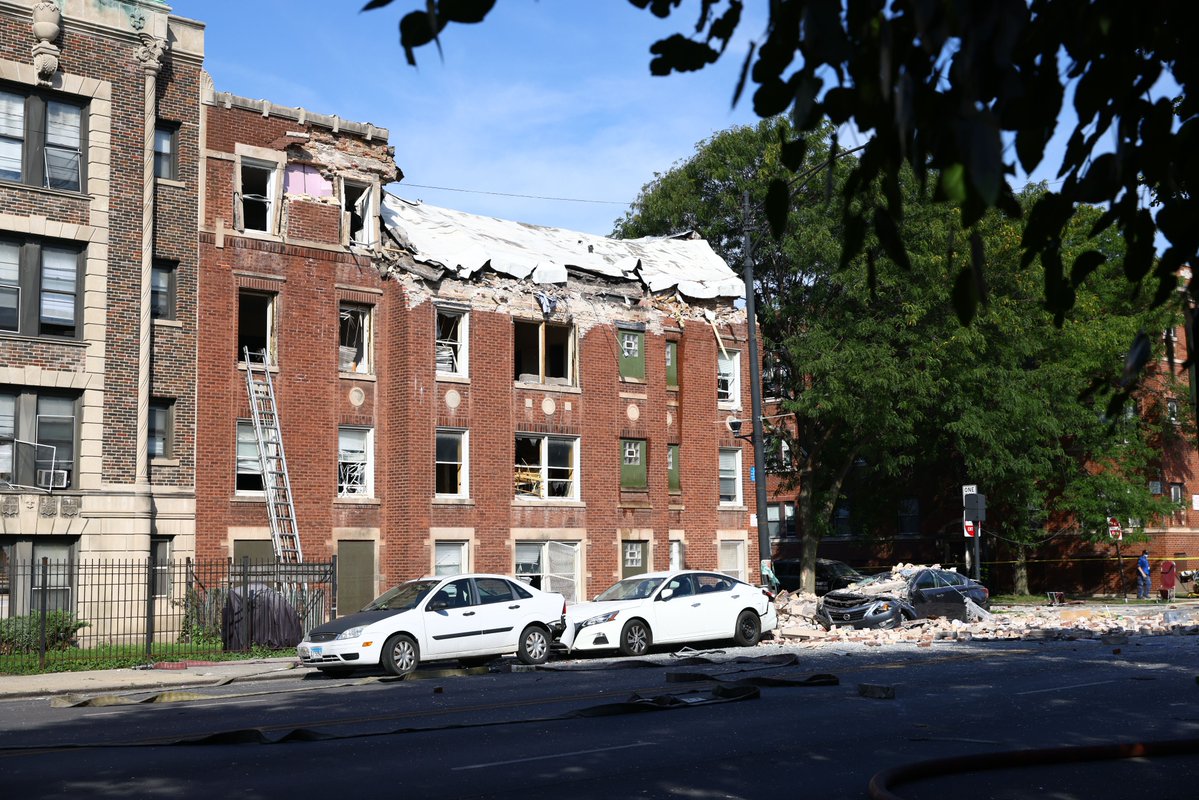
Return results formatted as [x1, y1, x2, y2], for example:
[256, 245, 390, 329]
[243, 347, 303, 565]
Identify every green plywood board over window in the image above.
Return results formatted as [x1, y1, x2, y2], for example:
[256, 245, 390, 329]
[618, 330, 645, 381]
[668, 444, 681, 493]
[621, 438, 647, 489]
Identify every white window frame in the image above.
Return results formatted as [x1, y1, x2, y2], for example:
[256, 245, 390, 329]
[719, 540, 747, 582]
[719, 447, 742, 506]
[435, 428, 469, 499]
[338, 303, 373, 374]
[434, 540, 469, 576]
[337, 426, 374, 498]
[234, 145, 284, 236]
[235, 420, 264, 495]
[514, 318, 577, 387]
[514, 434, 579, 501]
[341, 177, 378, 246]
[515, 540, 580, 602]
[717, 350, 741, 408]
[435, 306, 469, 378]
[668, 539, 685, 571]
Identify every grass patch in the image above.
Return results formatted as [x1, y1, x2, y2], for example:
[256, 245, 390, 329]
[0, 644, 295, 676]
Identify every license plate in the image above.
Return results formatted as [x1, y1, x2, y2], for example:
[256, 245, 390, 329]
[300, 645, 321, 658]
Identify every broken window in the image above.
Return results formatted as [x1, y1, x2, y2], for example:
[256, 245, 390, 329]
[718, 447, 741, 505]
[0, 389, 77, 490]
[617, 328, 645, 381]
[436, 307, 468, 376]
[338, 304, 371, 374]
[514, 434, 577, 500]
[237, 290, 275, 363]
[436, 428, 468, 497]
[620, 438, 646, 490]
[514, 319, 575, 386]
[239, 158, 276, 233]
[338, 426, 373, 498]
[235, 421, 263, 493]
[717, 350, 740, 406]
[665, 341, 679, 389]
[343, 180, 375, 245]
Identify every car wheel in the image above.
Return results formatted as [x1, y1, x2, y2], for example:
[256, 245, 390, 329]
[517, 624, 550, 665]
[319, 666, 356, 679]
[618, 619, 651, 657]
[733, 610, 761, 647]
[381, 633, 419, 677]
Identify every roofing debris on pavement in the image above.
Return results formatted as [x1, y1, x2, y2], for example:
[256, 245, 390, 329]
[766, 562, 1199, 647]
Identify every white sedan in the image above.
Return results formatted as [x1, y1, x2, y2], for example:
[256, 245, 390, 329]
[297, 574, 566, 677]
[558, 570, 778, 657]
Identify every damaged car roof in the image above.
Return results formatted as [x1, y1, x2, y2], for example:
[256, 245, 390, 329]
[380, 194, 745, 301]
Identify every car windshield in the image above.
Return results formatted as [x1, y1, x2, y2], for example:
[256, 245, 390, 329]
[826, 562, 861, 579]
[362, 580, 439, 612]
[595, 576, 666, 601]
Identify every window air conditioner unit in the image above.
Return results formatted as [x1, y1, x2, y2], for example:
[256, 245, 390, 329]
[36, 469, 68, 489]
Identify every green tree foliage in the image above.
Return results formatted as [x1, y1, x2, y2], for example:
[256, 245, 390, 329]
[615, 117, 1181, 592]
[369, 0, 1196, 392]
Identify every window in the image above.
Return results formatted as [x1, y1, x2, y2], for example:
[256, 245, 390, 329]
[151, 261, 176, 321]
[235, 421, 263, 493]
[669, 539, 685, 571]
[833, 502, 853, 537]
[154, 124, 177, 180]
[337, 427, 373, 498]
[515, 540, 579, 602]
[31, 540, 74, 612]
[149, 399, 173, 459]
[719, 541, 746, 582]
[719, 447, 742, 505]
[1170, 483, 1184, 504]
[150, 537, 171, 597]
[237, 290, 275, 362]
[436, 429, 468, 498]
[514, 319, 575, 386]
[435, 307, 468, 377]
[343, 180, 376, 245]
[238, 158, 277, 233]
[434, 541, 468, 576]
[665, 341, 679, 388]
[621, 438, 647, 489]
[0, 89, 85, 192]
[514, 434, 578, 500]
[476, 577, 518, 604]
[765, 436, 792, 473]
[767, 502, 797, 541]
[898, 498, 921, 536]
[618, 328, 645, 381]
[717, 350, 740, 406]
[0, 238, 82, 338]
[1168, 399, 1180, 424]
[0, 389, 77, 490]
[338, 304, 371, 373]
[621, 540, 648, 578]
[667, 444, 681, 493]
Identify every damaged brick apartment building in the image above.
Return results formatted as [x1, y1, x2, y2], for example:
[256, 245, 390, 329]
[1, 0, 765, 614]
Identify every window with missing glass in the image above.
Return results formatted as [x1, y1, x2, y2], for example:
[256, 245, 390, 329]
[435, 307, 468, 377]
[514, 319, 575, 386]
[338, 427, 373, 498]
[338, 304, 372, 374]
[514, 434, 578, 500]
[0, 89, 86, 192]
[0, 237, 82, 339]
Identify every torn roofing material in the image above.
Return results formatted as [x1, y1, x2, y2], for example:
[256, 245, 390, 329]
[380, 194, 745, 300]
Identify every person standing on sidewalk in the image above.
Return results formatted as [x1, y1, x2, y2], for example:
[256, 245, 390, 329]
[1136, 550, 1151, 599]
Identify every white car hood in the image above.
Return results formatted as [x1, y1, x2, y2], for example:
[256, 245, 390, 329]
[565, 599, 643, 623]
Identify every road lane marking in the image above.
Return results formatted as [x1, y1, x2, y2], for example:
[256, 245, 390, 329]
[1016, 679, 1115, 696]
[453, 741, 651, 771]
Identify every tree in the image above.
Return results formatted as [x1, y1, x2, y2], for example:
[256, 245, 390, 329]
[368, 0, 1196, 395]
[614, 117, 1179, 593]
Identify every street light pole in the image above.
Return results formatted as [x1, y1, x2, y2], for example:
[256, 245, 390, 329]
[742, 192, 776, 590]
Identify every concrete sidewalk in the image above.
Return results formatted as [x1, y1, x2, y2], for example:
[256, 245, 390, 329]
[0, 657, 312, 701]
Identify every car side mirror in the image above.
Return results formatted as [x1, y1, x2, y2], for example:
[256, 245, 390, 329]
[427, 599, 448, 612]
[659, 588, 674, 601]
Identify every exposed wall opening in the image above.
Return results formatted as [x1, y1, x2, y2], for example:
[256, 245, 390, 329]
[237, 291, 274, 362]
[514, 319, 574, 385]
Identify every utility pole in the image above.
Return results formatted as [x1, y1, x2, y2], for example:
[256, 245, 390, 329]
[742, 192, 776, 591]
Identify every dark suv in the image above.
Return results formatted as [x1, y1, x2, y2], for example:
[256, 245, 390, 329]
[774, 558, 865, 595]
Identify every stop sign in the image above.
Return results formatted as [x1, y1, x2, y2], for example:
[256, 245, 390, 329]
[1108, 517, 1123, 540]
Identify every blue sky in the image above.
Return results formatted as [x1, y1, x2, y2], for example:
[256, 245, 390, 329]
[178, 1, 766, 235]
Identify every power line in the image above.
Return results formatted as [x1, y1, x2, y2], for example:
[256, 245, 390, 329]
[399, 182, 630, 206]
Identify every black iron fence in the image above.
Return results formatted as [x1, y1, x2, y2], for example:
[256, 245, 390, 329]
[0, 557, 336, 674]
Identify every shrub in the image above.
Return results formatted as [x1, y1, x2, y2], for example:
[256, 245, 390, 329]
[0, 611, 89, 654]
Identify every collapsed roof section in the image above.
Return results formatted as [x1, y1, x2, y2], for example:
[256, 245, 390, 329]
[379, 194, 745, 302]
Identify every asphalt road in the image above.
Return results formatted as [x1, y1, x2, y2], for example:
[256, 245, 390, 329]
[1, 636, 1197, 799]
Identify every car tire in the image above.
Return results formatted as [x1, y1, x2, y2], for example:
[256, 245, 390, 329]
[319, 666, 356, 679]
[517, 624, 550, 665]
[381, 633, 419, 677]
[619, 619, 651, 657]
[733, 610, 761, 647]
